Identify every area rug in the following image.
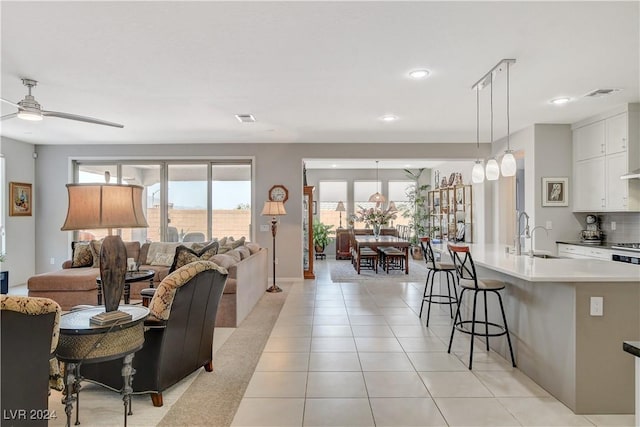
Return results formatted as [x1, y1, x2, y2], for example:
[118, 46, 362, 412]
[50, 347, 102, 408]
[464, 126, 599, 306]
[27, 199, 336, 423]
[157, 282, 288, 426]
[330, 258, 429, 282]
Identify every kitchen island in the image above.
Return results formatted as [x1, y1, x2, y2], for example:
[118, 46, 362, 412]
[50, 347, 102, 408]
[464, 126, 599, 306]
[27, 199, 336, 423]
[435, 243, 640, 415]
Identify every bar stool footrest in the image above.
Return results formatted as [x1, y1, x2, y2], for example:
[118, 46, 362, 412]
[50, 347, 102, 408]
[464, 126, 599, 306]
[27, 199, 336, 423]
[453, 320, 509, 337]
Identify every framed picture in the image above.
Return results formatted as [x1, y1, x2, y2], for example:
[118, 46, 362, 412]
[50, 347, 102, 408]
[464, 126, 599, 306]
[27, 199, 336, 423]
[9, 182, 33, 216]
[542, 177, 568, 207]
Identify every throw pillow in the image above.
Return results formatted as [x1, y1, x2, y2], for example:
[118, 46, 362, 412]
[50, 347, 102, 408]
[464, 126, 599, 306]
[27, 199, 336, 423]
[89, 240, 103, 268]
[169, 241, 220, 273]
[218, 236, 246, 254]
[71, 241, 93, 268]
[150, 252, 175, 267]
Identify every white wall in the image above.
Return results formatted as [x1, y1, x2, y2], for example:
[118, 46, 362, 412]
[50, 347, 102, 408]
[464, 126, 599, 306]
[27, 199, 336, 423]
[34, 142, 487, 280]
[0, 137, 36, 286]
[489, 124, 580, 254]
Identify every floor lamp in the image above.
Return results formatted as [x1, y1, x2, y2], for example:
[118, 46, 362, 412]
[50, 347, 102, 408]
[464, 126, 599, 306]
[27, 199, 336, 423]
[61, 183, 148, 324]
[261, 201, 287, 293]
[336, 201, 345, 229]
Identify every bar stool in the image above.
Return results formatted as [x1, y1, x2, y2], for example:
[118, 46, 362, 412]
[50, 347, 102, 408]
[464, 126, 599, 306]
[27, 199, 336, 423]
[418, 237, 458, 326]
[447, 243, 516, 369]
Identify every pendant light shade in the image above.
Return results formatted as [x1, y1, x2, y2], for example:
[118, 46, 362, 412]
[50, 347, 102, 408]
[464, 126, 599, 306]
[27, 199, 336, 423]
[500, 61, 516, 177]
[472, 161, 485, 183]
[368, 161, 386, 203]
[501, 151, 517, 176]
[486, 158, 500, 181]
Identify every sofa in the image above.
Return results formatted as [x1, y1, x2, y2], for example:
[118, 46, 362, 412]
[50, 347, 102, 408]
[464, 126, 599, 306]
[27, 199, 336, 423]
[27, 239, 268, 327]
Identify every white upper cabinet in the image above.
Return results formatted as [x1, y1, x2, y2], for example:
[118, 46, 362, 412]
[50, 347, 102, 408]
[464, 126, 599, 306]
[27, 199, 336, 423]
[572, 104, 639, 212]
[574, 120, 606, 161]
[605, 113, 628, 155]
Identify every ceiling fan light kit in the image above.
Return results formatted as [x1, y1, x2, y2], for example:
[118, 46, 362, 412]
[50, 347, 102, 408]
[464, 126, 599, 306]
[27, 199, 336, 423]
[1, 78, 124, 128]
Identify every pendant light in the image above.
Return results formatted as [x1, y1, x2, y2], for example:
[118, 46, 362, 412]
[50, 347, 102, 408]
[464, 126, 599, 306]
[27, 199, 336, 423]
[471, 86, 485, 183]
[500, 61, 517, 176]
[368, 160, 386, 203]
[485, 77, 499, 181]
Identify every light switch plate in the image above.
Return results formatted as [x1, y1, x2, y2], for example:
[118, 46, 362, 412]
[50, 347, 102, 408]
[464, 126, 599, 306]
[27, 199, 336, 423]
[260, 224, 270, 232]
[611, 221, 616, 231]
[590, 296, 603, 316]
[545, 221, 552, 230]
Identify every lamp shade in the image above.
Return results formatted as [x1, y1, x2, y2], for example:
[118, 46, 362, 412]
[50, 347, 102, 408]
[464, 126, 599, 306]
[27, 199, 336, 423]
[388, 201, 397, 211]
[485, 158, 500, 181]
[500, 151, 517, 177]
[335, 201, 346, 212]
[472, 161, 485, 183]
[61, 184, 148, 230]
[368, 192, 387, 203]
[261, 201, 287, 216]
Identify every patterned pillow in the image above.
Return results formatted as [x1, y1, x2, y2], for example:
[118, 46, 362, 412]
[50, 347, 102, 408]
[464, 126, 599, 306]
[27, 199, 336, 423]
[149, 260, 227, 320]
[218, 236, 245, 254]
[89, 240, 103, 268]
[169, 241, 219, 273]
[150, 253, 175, 267]
[71, 241, 93, 268]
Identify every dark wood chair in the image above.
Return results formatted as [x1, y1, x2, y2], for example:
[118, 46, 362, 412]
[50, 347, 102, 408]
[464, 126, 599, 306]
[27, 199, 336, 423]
[349, 229, 378, 274]
[81, 261, 227, 406]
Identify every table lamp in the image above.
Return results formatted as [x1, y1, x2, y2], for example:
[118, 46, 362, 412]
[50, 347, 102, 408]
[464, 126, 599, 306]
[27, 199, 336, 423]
[336, 201, 346, 229]
[61, 183, 148, 324]
[261, 200, 286, 293]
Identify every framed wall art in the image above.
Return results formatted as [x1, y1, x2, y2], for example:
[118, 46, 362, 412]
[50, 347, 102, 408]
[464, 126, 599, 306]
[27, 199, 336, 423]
[9, 182, 32, 216]
[542, 177, 568, 207]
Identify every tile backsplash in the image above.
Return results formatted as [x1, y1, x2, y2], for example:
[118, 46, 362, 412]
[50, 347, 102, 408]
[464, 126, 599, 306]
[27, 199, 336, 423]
[575, 212, 640, 243]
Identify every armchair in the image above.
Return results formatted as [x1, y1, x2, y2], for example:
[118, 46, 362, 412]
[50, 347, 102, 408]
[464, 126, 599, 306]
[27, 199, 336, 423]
[80, 260, 228, 407]
[1, 296, 61, 427]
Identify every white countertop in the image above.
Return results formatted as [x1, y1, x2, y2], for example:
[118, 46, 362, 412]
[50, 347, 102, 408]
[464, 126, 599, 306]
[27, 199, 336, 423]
[434, 243, 640, 283]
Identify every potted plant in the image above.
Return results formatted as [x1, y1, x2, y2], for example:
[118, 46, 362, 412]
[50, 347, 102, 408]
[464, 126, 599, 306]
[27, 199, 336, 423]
[312, 220, 335, 258]
[401, 168, 431, 259]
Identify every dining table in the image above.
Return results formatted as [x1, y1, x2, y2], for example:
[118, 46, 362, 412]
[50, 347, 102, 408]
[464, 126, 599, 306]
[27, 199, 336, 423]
[354, 235, 410, 274]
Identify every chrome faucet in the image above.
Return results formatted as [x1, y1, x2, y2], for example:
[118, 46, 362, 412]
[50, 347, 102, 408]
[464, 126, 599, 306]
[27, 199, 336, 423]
[529, 226, 548, 258]
[515, 211, 530, 256]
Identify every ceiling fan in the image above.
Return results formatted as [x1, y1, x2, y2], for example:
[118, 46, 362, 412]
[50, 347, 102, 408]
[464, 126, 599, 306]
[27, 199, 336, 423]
[1, 78, 124, 128]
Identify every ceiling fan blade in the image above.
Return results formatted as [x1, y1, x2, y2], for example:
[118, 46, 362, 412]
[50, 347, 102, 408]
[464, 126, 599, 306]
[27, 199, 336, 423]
[42, 110, 124, 128]
[1, 98, 21, 109]
[1, 113, 18, 121]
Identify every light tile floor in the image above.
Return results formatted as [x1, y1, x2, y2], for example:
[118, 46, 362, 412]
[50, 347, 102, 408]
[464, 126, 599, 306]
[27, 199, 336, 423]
[232, 260, 635, 427]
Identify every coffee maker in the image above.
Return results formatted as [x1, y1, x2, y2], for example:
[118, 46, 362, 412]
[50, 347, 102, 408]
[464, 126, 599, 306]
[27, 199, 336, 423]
[580, 214, 603, 243]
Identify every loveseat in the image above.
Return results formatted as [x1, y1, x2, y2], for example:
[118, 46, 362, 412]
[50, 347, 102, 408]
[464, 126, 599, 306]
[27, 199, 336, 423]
[27, 238, 268, 327]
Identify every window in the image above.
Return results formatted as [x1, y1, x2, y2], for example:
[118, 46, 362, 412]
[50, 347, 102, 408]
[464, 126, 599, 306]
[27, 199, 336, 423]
[212, 164, 251, 239]
[388, 180, 413, 228]
[73, 160, 252, 243]
[353, 180, 380, 228]
[319, 181, 347, 231]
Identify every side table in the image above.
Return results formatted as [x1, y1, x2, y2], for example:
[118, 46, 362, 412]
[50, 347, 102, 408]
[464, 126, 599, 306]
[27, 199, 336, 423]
[56, 305, 149, 427]
[96, 270, 155, 305]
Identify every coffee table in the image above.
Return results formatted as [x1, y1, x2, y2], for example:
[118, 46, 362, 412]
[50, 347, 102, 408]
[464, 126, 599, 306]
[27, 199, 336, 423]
[96, 270, 155, 305]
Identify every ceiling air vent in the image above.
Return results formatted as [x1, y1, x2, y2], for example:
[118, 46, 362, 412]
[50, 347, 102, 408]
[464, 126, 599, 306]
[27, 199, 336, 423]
[584, 88, 621, 98]
[235, 114, 256, 123]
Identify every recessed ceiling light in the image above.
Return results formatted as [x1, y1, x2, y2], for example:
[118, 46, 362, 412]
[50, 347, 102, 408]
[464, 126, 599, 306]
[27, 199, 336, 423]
[379, 114, 398, 122]
[550, 97, 571, 105]
[332, 164, 337, 168]
[409, 69, 431, 79]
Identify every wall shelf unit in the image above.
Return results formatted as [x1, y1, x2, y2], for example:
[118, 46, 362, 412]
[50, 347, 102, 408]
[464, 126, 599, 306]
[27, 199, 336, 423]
[428, 184, 473, 242]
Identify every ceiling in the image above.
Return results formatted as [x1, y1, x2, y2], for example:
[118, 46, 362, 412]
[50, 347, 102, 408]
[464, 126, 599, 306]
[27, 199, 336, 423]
[1, 1, 638, 146]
